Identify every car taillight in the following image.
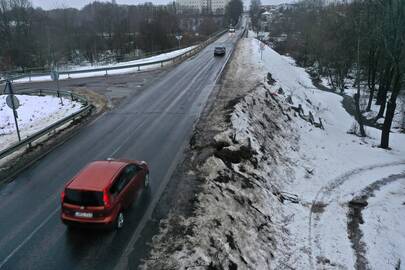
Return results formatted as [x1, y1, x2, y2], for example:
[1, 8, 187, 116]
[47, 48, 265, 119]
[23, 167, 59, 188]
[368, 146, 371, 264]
[61, 191, 65, 203]
[103, 190, 111, 208]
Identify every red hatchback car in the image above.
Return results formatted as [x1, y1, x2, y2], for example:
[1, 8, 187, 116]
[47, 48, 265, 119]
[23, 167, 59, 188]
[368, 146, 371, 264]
[61, 159, 149, 230]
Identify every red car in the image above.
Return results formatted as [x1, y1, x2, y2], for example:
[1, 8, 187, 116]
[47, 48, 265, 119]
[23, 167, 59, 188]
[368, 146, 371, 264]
[61, 159, 149, 230]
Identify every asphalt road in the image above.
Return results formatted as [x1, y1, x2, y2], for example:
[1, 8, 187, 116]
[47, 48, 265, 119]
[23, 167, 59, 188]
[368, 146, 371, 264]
[0, 28, 242, 269]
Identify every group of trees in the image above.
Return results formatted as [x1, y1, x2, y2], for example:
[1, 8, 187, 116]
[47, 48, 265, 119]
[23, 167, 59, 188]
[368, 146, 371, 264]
[0, 0, 231, 72]
[269, 0, 404, 149]
[224, 0, 243, 26]
[249, 0, 261, 31]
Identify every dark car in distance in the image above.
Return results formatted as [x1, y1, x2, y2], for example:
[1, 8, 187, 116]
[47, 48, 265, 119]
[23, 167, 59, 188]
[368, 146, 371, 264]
[214, 46, 226, 56]
[61, 159, 149, 230]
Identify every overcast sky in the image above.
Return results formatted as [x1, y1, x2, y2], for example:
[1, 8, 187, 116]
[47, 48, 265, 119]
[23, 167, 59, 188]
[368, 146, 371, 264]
[31, 0, 296, 10]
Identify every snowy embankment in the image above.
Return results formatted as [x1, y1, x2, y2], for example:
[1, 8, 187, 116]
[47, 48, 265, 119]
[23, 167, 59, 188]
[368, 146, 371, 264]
[0, 95, 82, 151]
[257, 38, 405, 269]
[142, 35, 405, 270]
[13, 46, 197, 83]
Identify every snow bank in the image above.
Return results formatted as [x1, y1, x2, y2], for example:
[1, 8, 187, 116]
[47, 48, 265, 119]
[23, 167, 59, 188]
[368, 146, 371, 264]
[0, 95, 82, 151]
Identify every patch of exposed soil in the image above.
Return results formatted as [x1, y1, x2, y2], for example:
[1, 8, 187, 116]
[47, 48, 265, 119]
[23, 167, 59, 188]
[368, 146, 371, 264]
[347, 197, 369, 270]
[311, 202, 328, 214]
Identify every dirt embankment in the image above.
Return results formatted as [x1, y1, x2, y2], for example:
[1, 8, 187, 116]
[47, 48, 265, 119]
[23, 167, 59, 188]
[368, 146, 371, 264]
[142, 38, 299, 269]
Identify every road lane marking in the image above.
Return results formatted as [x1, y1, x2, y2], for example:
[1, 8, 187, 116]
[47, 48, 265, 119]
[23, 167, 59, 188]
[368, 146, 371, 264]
[0, 207, 59, 269]
[109, 115, 152, 158]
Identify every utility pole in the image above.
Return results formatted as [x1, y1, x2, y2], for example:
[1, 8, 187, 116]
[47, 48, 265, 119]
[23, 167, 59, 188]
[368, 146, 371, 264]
[51, 68, 64, 105]
[3, 81, 21, 142]
[175, 34, 183, 49]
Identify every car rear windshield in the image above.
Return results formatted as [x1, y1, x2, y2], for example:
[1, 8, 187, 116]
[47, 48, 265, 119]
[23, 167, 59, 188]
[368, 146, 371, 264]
[65, 189, 104, 206]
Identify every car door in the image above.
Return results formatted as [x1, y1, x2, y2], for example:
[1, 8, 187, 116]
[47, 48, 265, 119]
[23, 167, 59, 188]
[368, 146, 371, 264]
[122, 166, 137, 208]
[110, 167, 132, 209]
[124, 165, 138, 202]
[132, 164, 145, 197]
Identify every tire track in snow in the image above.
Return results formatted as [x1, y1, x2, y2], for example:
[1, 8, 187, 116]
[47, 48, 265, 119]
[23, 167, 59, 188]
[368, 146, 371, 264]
[307, 161, 405, 269]
[347, 172, 405, 270]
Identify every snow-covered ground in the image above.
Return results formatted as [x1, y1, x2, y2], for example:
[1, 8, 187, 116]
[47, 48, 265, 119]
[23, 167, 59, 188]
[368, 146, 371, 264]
[143, 34, 405, 270]
[253, 38, 405, 269]
[12, 46, 197, 83]
[361, 179, 405, 269]
[0, 95, 82, 151]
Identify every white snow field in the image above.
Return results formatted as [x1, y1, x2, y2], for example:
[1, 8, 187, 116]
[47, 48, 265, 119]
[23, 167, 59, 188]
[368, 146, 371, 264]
[13, 45, 197, 83]
[0, 95, 82, 151]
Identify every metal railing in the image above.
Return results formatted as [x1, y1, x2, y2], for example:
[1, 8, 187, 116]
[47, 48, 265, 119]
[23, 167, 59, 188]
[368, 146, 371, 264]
[0, 29, 227, 84]
[0, 90, 92, 160]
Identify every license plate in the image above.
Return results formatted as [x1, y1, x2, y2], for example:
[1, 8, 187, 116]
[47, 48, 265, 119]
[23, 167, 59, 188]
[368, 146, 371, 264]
[75, 212, 93, 218]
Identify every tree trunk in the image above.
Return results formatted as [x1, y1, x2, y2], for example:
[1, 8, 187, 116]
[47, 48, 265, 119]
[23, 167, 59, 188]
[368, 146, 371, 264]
[375, 64, 392, 106]
[366, 49, 379, 112]
[376, 93, 387, 119]
[380, 70, 401, 149]
[375, 73, 384, 106]
[327, 68, 335, 90]
[380, 99, 396, 149]
[376, 65, 393, 119]
[355, 93, 366, 137]
[366, 85, 376, 112]
[355, 38, 366, 137]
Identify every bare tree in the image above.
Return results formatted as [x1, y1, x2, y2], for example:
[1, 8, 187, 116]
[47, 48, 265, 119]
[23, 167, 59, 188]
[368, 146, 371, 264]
[250, 0, 262, 32]
[379, 0, 405, 148]
[224, 0, 243, 26]
[268, 0, 404, 148]
[0, 1, 189, 71]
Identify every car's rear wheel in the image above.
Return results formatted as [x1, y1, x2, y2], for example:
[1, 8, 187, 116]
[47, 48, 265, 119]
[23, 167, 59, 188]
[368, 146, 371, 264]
[116, 212, 124, 229]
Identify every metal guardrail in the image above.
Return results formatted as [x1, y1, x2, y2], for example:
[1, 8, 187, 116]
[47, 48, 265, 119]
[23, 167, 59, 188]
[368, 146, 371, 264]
[0, 29, 227, 84]
[0, 90, 92, 160]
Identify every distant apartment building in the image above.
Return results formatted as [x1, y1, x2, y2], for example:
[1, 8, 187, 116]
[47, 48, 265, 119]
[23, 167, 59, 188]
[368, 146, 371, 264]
[176, 0, 202, 13]
[176, 0, 230, 15]
[210, 0, 231, 14]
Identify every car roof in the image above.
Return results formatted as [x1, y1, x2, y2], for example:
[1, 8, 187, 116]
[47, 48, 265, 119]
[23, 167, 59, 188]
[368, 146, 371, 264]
[67, 160, 129, 191]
